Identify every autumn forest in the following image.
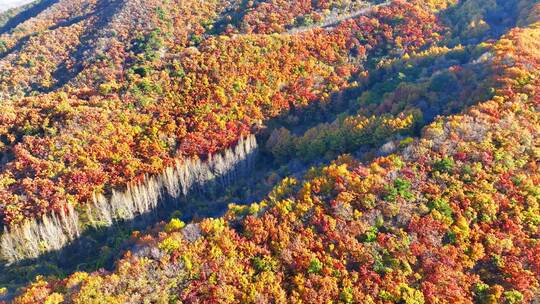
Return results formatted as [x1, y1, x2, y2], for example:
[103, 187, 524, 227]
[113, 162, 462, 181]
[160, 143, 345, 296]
[0, 0, 539, 302]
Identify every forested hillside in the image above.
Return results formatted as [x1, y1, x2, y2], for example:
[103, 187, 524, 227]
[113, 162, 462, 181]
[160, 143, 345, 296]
[0, 0, 539, 302]
[0, 0, 444, 261]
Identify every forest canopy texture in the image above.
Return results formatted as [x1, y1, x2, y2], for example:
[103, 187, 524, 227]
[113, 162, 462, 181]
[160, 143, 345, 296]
[0, 0, 539, 303]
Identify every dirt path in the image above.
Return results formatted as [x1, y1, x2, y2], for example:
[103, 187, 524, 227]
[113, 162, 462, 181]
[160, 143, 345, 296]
[287, 1, 391, 35]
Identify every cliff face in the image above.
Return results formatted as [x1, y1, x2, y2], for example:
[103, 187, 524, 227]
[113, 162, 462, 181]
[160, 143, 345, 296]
[1, 135, 257, 262]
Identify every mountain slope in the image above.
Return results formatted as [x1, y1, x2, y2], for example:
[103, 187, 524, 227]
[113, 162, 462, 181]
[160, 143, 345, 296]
[0, 0, 539, 302]
[8, 0, 540, 303]
[0, 0, 443, 262]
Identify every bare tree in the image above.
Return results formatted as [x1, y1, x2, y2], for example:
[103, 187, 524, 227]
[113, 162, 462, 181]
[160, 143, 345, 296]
[0, 135, 258, 262]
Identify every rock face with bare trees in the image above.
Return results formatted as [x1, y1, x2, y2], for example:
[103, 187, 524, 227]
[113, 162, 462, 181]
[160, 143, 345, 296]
[0, 135, 257, 263]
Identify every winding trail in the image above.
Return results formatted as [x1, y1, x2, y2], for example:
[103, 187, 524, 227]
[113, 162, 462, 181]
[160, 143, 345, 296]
[287, 1, 391, 35]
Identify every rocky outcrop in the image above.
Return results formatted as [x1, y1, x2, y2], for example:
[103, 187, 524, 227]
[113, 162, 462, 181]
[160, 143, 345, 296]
[0, 135, 257, 263]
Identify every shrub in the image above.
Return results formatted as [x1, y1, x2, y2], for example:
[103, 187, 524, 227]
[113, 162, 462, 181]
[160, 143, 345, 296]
[165, 218, 186, 232]
[158, 237, 181, 253]
[428, 198, 453, 221]
[252, 256, 277, 273]
[433, 157, 455, 173]
[133, 66, 151, 77]
[307, 258, 323, 274]
[361, 226, 378, 242]
[473, 283, 490, 303]
[503, 290, 523, 304]
[340, 287, 354, 304]
[399, 137, 415, 146]
[385, 178, 414, 201]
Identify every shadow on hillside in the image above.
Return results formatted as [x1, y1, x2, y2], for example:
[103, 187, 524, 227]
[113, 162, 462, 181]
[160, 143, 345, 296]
[0, 12, 90, 60]
[48, 12, 92, 31]
[0, 0, 125, 93]
[0, 2, 115, 62]
[209, 0, 253, 35]
[0, 35, 30, 60]
[0, 0, 59, 35]
[45, 0, 124, 91]
[440, 0, 520, 46]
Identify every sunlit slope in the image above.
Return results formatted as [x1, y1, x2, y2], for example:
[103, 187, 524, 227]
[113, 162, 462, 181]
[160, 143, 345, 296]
[10, 0, 540, 303]
[0, 0, 443, 262]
